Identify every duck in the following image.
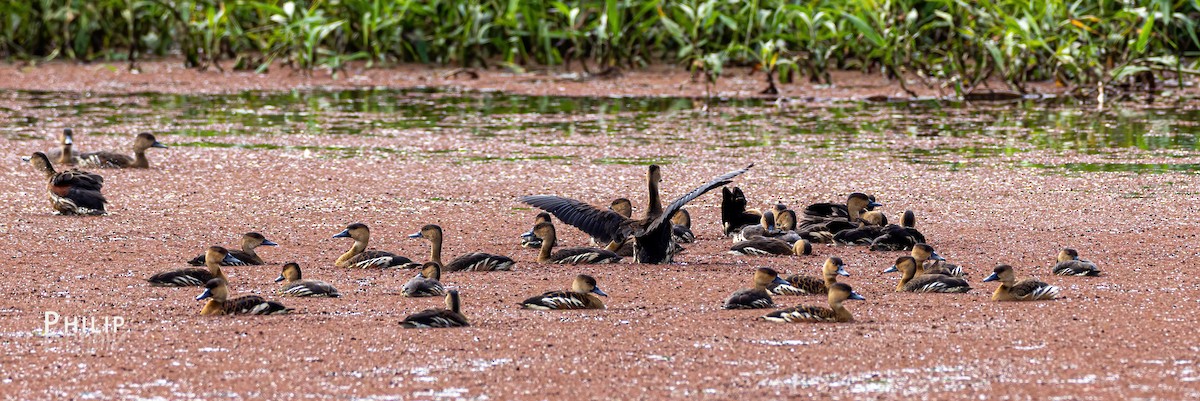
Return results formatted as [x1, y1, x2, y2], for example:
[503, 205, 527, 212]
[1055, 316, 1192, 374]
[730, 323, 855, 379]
[275, 262, 341, 297]
[670, 208, 696, 244]
[729, 235, 794, 256]
[797, 193, 881, 240]
[733, 210, 778, 242]
[1052, 248, 1101, 276]
[520, 212, 554, 249]
[409, 224, 515, 271]
[760, 282, 865, 323]
[78, 132, 167, 168]
[910, 243, 966, 277]
[45, 128, 79, 165]
[25, 152, 107, 216]
[400, 290, 470, 328]
[721, 186, 763, 236]
[197, 278, 292, 315]
[522, 164, 752, 264]
[402, 262, 447, 298]
[772, 208, 806, 244]
[147, 246, 241, 287]
[868, 210, 927, 251]
[723, 267, 788, 309]
[770, 257, 850, 296]
[602, 198, 636, 256]
[187, 232, 278, 266]
[520, 274, 609, 310]
[983, 264, 1061, 301]
[332, 223, 420, 269]
[524, 221, 621, 264]
[883, 256, 972, 293]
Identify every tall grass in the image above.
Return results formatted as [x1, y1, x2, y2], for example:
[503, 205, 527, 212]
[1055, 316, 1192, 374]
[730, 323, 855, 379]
[0, 0, 1196, 95]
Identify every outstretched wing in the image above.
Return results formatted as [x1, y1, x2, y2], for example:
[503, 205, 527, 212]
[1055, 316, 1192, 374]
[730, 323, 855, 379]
[641, 164, 753, 235]
[519, 195, 632, 244]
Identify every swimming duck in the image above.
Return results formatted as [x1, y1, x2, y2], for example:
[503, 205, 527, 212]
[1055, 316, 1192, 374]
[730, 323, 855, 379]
[520, 212, 554, 249]
[409, 224, 515, 271]
[983, 264, 1061, 301]
[402, 262, 447, 298]
[868, 211, 927, 251]
[26, 152, 107, 216]
[520, 274, 609, 310]
[522, 164, 752, 264]
[910, 243, 966, 277]
[525, 221, 621, 264]
[148, 246, 241, 287]
[187, 232, 278, 266]
[721, 186, 763, 236]
[275, 262, 341, 297]
[45, 128, 79, 165]
[400, 290, 470, 328]
[671, 208, 695, 244]
[197, 278, 292, 315]
[883, 256, 971, 293]
[333, 223, 420, 269]
[1052, 248, 1101, 276]
[760, 282, 865, 323]
[770, 257, 850, 296]
[78, 132, 167, 169]
[723, 267, 788, 309]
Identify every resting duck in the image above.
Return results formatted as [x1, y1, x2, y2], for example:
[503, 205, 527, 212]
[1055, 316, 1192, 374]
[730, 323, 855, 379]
[45, 128, 79, 165]
[723, 267, 788, 309]
[333, 223, 419, 269]
[773, 209, 806, 244]
[401, 290, 470, 328]
[761, 283, 865, 323]
[187, 232, 278, 266]
[601, 198, 636, 256]
[147, 246, 240, 287]
[883, 256, 971, 293]
[721, 186, 763, 236]
[733, 210, 777, 242]
[1053, 248, 1101, 276]
[671, 208, 695, 244]
[729, 235, 794, 256]
[798, 193, 881, 240]
[78, 132, 167, 169]
[910, 243, 965, 277]
[522, 164, 752, 264]
[275, 262, 341, 297]
[520, 274, 609, 310]
[410, 224, 515, 271]
[868, 211, 927, 251]
[198, 278, 291, 315]
[770, 257, 849, 296]
[520, 212, 554, 249]
[402, 262, 447, 298]
[26, 152, 107, 215]
[525, 221, 621, 264]
[983, 265, 1061, 301]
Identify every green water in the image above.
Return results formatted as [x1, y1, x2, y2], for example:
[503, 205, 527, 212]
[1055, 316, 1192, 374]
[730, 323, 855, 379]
[4, 89, 1199, 172]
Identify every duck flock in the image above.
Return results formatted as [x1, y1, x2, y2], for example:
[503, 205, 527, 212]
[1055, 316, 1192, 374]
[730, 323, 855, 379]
[25, 128, 1103, 328]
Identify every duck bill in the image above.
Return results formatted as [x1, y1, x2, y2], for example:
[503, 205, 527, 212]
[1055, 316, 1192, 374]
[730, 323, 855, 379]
[407, 232, 422, 239]
[520, 230, 536, 240]
[836, 266, 850, 277]
[223, 254, 244, 265]
[591, 287, 609, 297]
[930, 251, 946, 261]
[63, 136, 73, 145]
[195, 289, 213, 301]
[982, 272, 1000, 282]
[20, 156, 31, 162]
[848, 292, 866, 301]
[868, 201, 883, 208]
[274, 274, 285, 283]
[882, 265, 898, 273]
[151, 141, 168, 149]
[332, 229, 351, 238]
[771, 276, 789, 286]
[261, 239, 279, 246]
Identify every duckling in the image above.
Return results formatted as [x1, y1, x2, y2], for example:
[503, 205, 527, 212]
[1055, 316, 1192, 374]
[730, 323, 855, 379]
[910, 243, 966, 277]
[410, 224, 515, 271]
[522, 164, 753, 264]
[721, 186, 764, 236]
[187, 232, 278, 266]
[770, 257, 849, 296]
[400, 290, 470, 328]
[275, 262, 341, 297]
[1052, 248, 1101, 276]
[26, 152, 107, 216]
[197, 278, 291, 315]
[78, 132, 167, 168]
[45, 128, 79, 165]
[983, 264, 1061, 301]
[402, 262, 447, 298]
[332, 223, 420, 269]
[883, 256, 972, 293]
[147, 246, 241, 287]
[520, 274, 609, 310]
[761, 282, 865, 323]
[723, 267, 788, 309]
[520, 212, 554, 249]
[525, 222, 621, 264]
[670, 208, 696, 244]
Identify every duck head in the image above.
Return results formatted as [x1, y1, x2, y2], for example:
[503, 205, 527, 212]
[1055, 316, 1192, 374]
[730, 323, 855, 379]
[1057, 248, 1080, 263]
[753, 267, 788, 288]
[775, 209, 798, 231]
[792, 239, 813, 256]
[205, 246, 243, 265]
[333, 223, 371, 241]
[670, 208, 691, 228]
[883, 256, 917, 275]
[134, 133, 168, 151]
[25, 152, 55, 175]
[572, 274, 608, 297]
[244, 232, 278, 248]
[982, 265, 1017, 284]
[911, 243, 944, 262]
[609, 198, 633, 218]
[408, 224, 444, 241]
[196, 278, 230, 301]
[829, 282, 866, 302]
[825, 257, 850, 277]
[276, 262, 302, 283]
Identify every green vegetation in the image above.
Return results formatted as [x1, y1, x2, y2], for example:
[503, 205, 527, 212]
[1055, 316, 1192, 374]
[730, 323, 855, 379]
[1, 0, 1197, 96]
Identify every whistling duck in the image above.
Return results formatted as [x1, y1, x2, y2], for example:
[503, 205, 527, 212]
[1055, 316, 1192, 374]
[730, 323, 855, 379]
[198, 278, 291, 315]
[868, 210, 926, 251]
[770, 257, 850, 296]
[410, 224, 515, 271]
[1053, 248, 1101, 276]
[147, 246, 240, 287]
[333, 223, 419, 269]
[721, 186, 763, 236]
[798, 193, 881, 240]
[187, 232, 278, 266]
[761, 282, 865, 323]
[525, 222, 621, 264]
[520, 274, 609, 310]
[723, 267, 788, 309]
[910, 243, 965, 277]
[729, 236, 794, 256]
[400, 290, 470, 328]
[275, 262, 341, 297]
[520, 212, 554, 249]
[671, 208, 695, 244]
[833, 210, 888, 245]
[884, 256, 971, 293]
[983, 265, 1061, 301]
[78, 132, 167, 169]
[45, 128, 79, 165]
[402, 262, 447, 298]
[26, 152, 106, 216]
[600, 198, 636, 256]
[734, 210, 775, 242]
[522, 164, 752, 264]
